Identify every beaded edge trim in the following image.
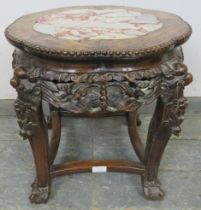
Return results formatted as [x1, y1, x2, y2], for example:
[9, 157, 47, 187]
[5, 25, 192, 59]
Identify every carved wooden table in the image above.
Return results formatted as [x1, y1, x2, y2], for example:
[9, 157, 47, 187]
[5, 6, 193, 204]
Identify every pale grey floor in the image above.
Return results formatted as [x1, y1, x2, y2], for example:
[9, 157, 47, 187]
[0, 98, 201, 210]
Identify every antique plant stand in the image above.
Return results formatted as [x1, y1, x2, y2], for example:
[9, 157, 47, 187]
[5, 6, 193, 203]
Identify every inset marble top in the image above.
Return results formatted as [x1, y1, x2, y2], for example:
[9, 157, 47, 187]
[5, 6, 192, 61]
[33, 8, 163, 40]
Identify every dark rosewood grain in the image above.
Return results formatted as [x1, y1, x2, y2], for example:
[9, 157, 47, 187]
[7, 5, 192, 204]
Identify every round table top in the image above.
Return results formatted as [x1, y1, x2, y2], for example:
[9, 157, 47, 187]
[5, 6, 192, 61]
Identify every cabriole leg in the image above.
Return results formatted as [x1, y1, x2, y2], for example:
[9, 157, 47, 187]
[11, 66, 50, 204]
[142, 63, 193, 200]
[28, 103, 50, 204]
[142, 96, 168, 200]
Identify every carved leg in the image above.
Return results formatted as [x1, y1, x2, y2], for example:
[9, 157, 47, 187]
[142, 97, 167, 200]
[14, 99, 50, 204]
[28, 102, 50, 203]
[11, 67, 50, 204]
[127, 112, 145, 163]
[49, 105, 61, 165]
[142, 63, 193, 200]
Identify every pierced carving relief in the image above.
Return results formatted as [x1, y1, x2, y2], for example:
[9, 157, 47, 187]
[41, 73, 162, 113]
[10, 47, 193, 134]
[40, 48, 190, 115]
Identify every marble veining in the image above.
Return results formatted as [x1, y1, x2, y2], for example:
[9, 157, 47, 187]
[33, 8, 163, 40]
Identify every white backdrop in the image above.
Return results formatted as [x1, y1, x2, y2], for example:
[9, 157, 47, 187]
[0, 0, 200, 98]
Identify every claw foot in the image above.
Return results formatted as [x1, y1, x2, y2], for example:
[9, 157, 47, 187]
[29, 182, 50, 204]
[142, 178, 165, 200]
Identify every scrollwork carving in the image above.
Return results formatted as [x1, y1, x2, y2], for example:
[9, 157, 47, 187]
[41, 68, 162, 83]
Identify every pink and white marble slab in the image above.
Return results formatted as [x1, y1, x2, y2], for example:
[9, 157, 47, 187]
[33, 8, 163, 40]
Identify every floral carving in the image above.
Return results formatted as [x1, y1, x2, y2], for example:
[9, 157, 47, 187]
[10, 47, 193, 135]
[164, 97, 188, 136]
[15, 99, 38, 140]
[9, 45, 193, 203]
[41, 76, 161, 113]
[10, 65, 42, 140]
[161, 59, 193, 136]
[10, 66, 41, 98]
